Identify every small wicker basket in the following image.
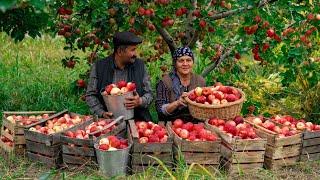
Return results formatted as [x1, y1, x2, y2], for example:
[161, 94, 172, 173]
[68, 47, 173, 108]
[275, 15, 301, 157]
[185, 87, 246, 121]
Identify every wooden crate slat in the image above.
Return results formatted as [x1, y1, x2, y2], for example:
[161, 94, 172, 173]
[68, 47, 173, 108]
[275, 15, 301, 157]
[27, 151, 62, 168]
[2, 119, 24, 135]
[131, 152, 172, 165]
[26, 140, 61, 156]
[62, 144, 95, 156]
[301, 144, 320, 154]
[303, 131, 320, 140]
[300, 152, 320, 161]
[220, 158, 264, 175]
[264, 156, 299, 170]
[303, 137, 320, 147]
[62, 154, 96, 165]
[3, 111, 56, 115]
[265, 144, 301, 159]
[181, 152, 221, 165]
[220, 145, 265, 164]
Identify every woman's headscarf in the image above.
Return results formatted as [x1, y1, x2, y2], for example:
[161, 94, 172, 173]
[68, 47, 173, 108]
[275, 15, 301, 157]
[170, 46, 194, 100]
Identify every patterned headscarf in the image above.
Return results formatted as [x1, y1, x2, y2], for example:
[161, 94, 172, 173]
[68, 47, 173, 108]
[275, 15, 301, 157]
[172, 46, 194, 63]
[170, 46, 194, 101]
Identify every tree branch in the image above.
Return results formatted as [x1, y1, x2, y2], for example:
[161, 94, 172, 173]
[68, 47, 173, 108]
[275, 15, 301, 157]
[154, 24, 177, 55]
[184, 0, 198, 48]
[210, 0, 278, 20]
[201, 47, 234, 77]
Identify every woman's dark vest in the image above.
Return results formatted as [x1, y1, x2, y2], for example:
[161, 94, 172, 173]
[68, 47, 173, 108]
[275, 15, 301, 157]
[95, 55, 152, 120]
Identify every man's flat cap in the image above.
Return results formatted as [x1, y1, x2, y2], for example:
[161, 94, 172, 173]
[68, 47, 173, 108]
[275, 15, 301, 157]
[113, 31, 142, 46]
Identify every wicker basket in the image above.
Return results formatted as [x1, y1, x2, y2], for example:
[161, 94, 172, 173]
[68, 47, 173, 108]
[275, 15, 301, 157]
[185, 87, 246, 121]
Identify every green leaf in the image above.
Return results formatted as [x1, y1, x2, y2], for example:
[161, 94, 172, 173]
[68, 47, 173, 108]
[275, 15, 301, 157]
[0, 0, 17, 12]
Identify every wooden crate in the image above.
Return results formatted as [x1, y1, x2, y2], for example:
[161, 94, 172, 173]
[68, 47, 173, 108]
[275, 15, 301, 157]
[0, 111, 55, 155]
[205, 121, 267, 174]
[300, 130, 320, 161]
[167, 122, 221, 171]
[60, 116, 126, 167]
[128, 120, 173, 173]
[24, 110, 92, 168]
[245, 117, 302, 170]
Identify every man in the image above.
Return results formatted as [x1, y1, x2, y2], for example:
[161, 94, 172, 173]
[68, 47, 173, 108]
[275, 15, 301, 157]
[86, 31, 153, 120]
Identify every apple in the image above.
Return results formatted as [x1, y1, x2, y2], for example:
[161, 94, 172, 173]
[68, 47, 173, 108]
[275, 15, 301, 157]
[202, 88, 212, 96]
[126, 82, 136, 91]
[213, 91, 224, 100]
[179, 129, 189, 139]
[136, 121, 148, 130]
[188, 92, 197, 101]
[110, 87, 121, 95]
[212, 99, 220, 105]
[99, 138, 109, 145]
[252, 117, 262, 125]
[296, 122, 306, 130]
[116, 80, 127, 89]
[194, 87, 203, 96]
[139, 137, 148, 143]
[173, 119, 183, 128]
[221, 99, 228, 104]
[105, 84, 115, 94]
[195, 96, 206, 104]
[226, 94, 237, 102]
[233, 116, 244, 125]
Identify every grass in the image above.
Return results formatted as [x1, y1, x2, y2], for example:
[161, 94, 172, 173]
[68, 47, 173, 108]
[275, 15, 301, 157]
[1, 33, 320, 179]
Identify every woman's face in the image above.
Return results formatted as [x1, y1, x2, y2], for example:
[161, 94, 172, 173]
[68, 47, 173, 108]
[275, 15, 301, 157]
[175, 55, 193, 75]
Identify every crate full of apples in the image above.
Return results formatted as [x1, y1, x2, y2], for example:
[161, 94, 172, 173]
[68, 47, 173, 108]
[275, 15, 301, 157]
[271, 115, 320, 161]
[184, 83, 245, 120]
[128, 120, 173, 173]
[60, 116, 126, 166]
[206, 116, 267, 174]
[167, 119, 221, 167]
[0, 111, 55, 155]
[245, 116, 302, 170]
[24, 110, 92, 168]
[101, 80, 137, 120]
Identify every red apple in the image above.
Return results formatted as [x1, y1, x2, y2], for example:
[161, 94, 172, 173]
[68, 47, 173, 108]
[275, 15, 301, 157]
[139, 137, 148, 143]
[173, 119, 184, 128]
[195, 96, 206, 104]
[202, 88, 212, 96]
[99, 144, 109, 151]
[188, 92, 197, 101]
[233, 116, 244, 125]
[126, 82, 136, 91]
[179, 129, 189, 139]
[117, 80, 127, 89]
[226, 94, 237, 102]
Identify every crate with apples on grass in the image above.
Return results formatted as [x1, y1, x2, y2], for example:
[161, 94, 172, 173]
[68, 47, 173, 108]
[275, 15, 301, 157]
[245, 116, 302, 170]
[0, 111, 55, 156]
[167, 119, 221, 172]
[270, 115, 320, 161]
[24, 110, 92, 167]
[206, 116, 267, 174]
[60, 116, 126, 167]
[128, 120, 173, 173]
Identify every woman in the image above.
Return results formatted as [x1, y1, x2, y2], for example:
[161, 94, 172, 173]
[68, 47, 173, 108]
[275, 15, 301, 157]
[156, 46, 206, 122]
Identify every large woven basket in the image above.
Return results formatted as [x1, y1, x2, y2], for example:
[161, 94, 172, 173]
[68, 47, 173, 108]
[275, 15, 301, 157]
[185, 87, 246, 121]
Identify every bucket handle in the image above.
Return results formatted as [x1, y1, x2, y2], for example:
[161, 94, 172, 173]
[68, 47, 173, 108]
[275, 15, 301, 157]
[89, 116, 124, 137]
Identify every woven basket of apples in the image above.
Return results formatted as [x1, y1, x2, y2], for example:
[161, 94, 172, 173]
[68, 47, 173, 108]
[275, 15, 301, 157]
[60, 116, 126, 166]
[167, 119, 221, 167]
[245, 116, 303, 169]
[24, 110, 92, 168]
[270, 115, 320, 161]
[206, 116, 267, 174]
[184, 83, 245, 121]
[94, 134, 131, 177]
[101, 81, 136, 120]
[0, 111, 55, 155]
[128, 120, 173, 172]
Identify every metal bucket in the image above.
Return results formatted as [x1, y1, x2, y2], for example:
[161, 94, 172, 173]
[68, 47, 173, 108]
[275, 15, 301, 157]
[94, 143, 132, 177]
[101, 91, 134, 120]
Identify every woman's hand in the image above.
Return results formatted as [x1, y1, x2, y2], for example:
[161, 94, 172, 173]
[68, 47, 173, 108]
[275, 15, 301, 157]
[175, 92, 188, 107]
